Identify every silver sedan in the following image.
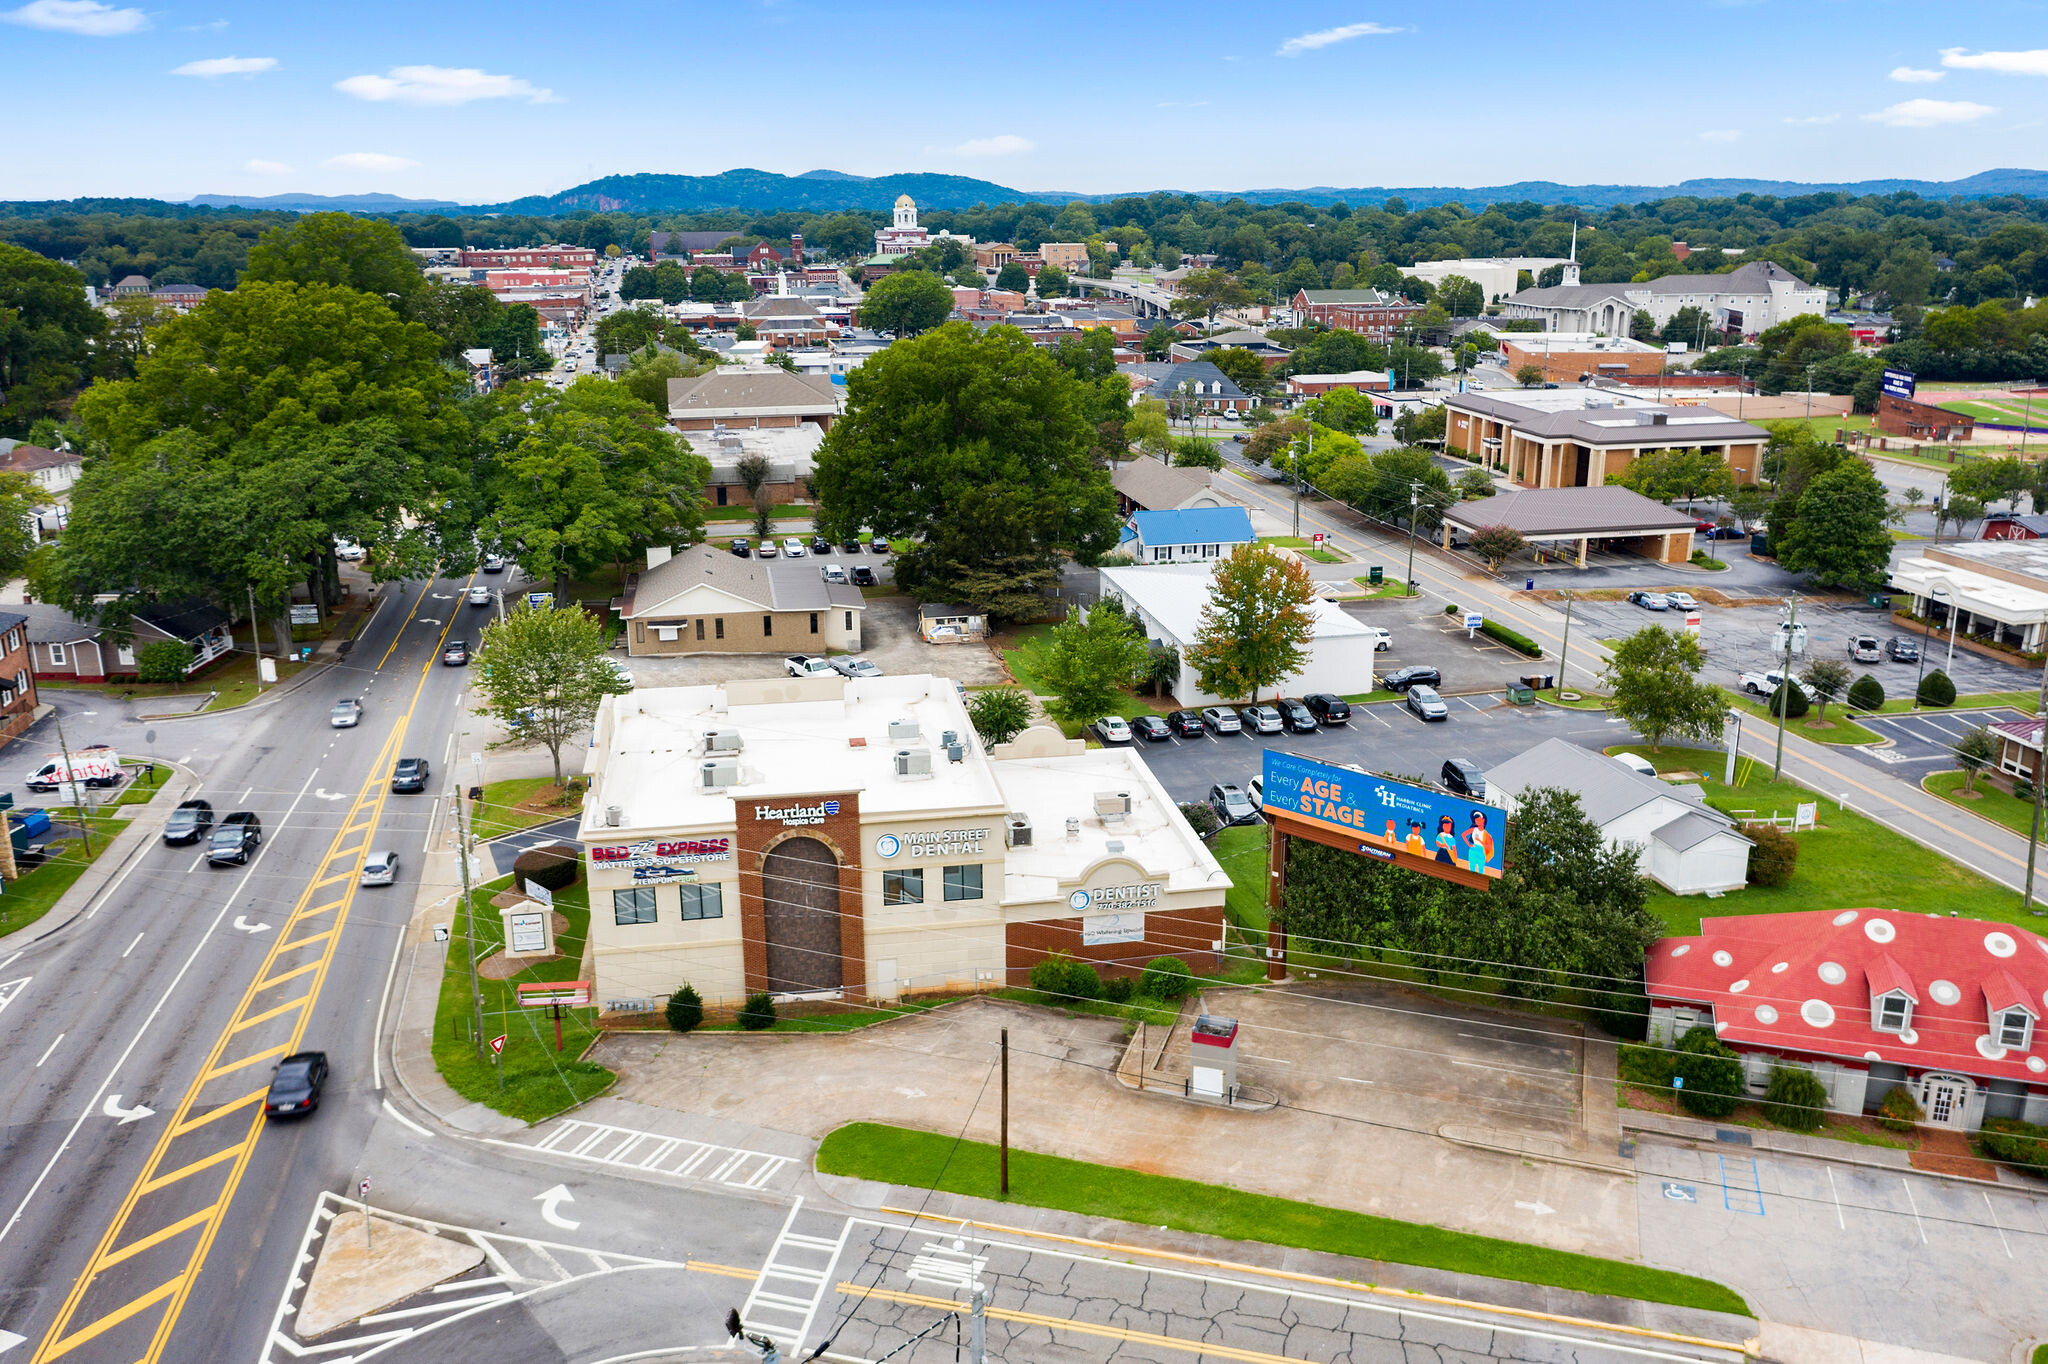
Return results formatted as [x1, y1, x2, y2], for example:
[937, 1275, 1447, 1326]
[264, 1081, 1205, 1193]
[330, 698, 363, 728]
[360, 850, 399, 886]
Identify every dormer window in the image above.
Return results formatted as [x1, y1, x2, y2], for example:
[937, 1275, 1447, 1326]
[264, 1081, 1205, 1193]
[1998, 1008, 2034, 1050]
[1875, 991, 1912, 1033]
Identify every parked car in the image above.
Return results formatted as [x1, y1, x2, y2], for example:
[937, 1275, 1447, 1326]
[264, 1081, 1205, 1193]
[1405, 684, 1449, 721]
[810, 535, 831, 555]
[1665, 592, 1699, 611]
[1362, 626, 1392, 652]
[441, 640, 470, 666]
[361, 849, 399, 886]
[1200, 706, 1242, 734]
[601, 658, 634, 690]
[330, 698, 363, 728]
[840, 538, 864, 555]
[263, 1051, 328, 1118]
[1739, 668, 1807, 698]
[1887, 637, 1921, 662]
[163, 799, 215, 845]
[1246, 774, 1262, 805]
[831, 656, 882, 678]
[1091, 715, 1133, 744]
[1612, 752, 1658, 777]
[25, 749, 121, 791]
[786, 654, 835, 678]
[1209, 783, 1256, 825]
[730, 538, 752, 557]
[1302, 693, 1351, 724]
[1849, 635, 1882, 663]
[1131, 714, 1172, 742]
[822, 563, 848, 584]
[869, 536, 890, 554]
[850, 565, 877, 587]
[334, 540, 366, 562]
[1167, 708, 1206, 737]
[757, 540, 778, 559]
[390, 757, 430, 793]
[1439, 758, 1487, 800]
[1627, 591, 1670, 612]
[481, 554, 506, 574]
[1701, 524, 1745, 540]
[1381, 665, 1442, 693]
[782, 538, 807, 558]
[1239, 704, 1284, 734]
[1693, 518, 1719, 534]
[207, 810, 262, 865]
[1276, 698, 1318, 733]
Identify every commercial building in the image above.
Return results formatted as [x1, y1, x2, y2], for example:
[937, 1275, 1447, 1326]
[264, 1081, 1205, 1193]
[1285, 370, 1389, 398]
[1442, 389, 1766, 488]
[577, 675, 1230, 1011]
[1289, 288, 1423, 343]
[1167, 330, 1292, 368]
[685, 424, 823, 511]
[1646, 910, 2048, 1133]
[1110, 457, 1241, 516]
[874, 196, 933, 256]
[666, 369, 843, 435]
[461, 245, 598, 270]
[1498, 333, 1668, 383]
[1890, 539, 2048, 654]
[1989, 715, 2044, 783]
[1119, 507, 1256, 564]
[1037, 242, 1090, 273]
[1438, 486, 1701, 567]
[1877, 393, 1974, 443]
[1401, 256, 1574, 305]
[618, 544, 865, 657]
[1096, 561, 1383, 706]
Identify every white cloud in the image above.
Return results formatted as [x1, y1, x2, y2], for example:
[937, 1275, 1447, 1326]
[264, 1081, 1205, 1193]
[1889, 66, 1944, 83]
[1941, 46, 2048, 76]
[1863, 98, 1997, 127]
[1, 0, 147, 34]
[172, 55, 275, 77]
[243, 159, 292, 175]
[335, 64, 559, 106]
[323, 152, 419, 173]
[951, 134, 1034, 157]
[1277, 21, 1401, 56]
[1782, 113, 1840, 124]
[1698, 129, 1742, 143]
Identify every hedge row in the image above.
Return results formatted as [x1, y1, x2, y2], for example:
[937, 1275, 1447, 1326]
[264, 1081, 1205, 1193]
[1479, 618, 1544, 658]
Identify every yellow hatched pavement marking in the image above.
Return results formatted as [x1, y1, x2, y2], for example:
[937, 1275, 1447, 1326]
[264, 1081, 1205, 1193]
[32, 578, 470, 1364]
[197, 1043, 292, 1083]
[168, 1089, 266, 1137]
[230, 998, 309, 1035]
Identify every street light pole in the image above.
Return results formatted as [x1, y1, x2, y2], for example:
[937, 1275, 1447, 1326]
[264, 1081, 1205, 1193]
[1557, 590, 1575, 691]
[1913, 582, 1939, 709]
[2024, 643, 2048, 914]
[1772, 594, 1798, 780]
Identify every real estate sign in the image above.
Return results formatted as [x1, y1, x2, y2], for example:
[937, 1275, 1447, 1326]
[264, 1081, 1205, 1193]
[1260, 750, 1504, 882]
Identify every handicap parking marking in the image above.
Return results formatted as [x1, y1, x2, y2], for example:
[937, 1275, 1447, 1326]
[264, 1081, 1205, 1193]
[1661, 1181, 1698, 1203]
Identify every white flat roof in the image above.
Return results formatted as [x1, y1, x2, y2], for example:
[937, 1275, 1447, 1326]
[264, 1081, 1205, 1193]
[1500, 333, 1662, 353]
[1893, 554, 2048, 623]
[1098, 562, 1373, 648]
[995, 746, 1231, 901]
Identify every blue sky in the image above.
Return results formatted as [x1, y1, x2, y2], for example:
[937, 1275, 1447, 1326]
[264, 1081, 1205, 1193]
[5, 0, 2048, 203]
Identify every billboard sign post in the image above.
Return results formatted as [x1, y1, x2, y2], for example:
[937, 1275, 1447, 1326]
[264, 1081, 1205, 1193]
[1259, 750, 1504, 884]
[1881, 367, 1916, 401]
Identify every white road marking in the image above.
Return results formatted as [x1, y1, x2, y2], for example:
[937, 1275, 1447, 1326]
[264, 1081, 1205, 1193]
[1244, 1054, 1292, 1064]
[1903, 1177, 1927, 1244]
[0, 978, 28, 1017]
[500, 1118, 795, 1192]
[122, 932, 143, 958]
[371, 916, 408, 1090]
[1337, 1075, 1373, 1084]
[177, 754, 190, 763]
[0, 1328, 24, 1352]
[0, 952, 18, 971]
[1825, 1167, 1845, 1230]
[533, 1184, 579, 1230]
[379, 1098, 432, 1139]
[1514, 1200, 1555, 1216]
[186, 853, 205, 873]
[1983, 1191, 2013, 1259]
[34, 1034, 61, 1067]
[232, 916, 271, 934]
[101, 1094, 155, 1125]
[314, 788, 349, 801]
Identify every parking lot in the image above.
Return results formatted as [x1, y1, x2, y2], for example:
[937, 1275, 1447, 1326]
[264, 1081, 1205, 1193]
[1856, 705, 2031, 769]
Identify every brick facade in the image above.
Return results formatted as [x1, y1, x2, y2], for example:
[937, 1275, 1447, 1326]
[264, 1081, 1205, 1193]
[734, 793, 867, 1001]
[1003, 904, 1226, 985]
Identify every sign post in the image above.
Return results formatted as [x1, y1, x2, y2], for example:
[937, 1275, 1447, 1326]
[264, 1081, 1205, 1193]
[490, 1033, 506, 1092]
[358, 1177, 372, 1250]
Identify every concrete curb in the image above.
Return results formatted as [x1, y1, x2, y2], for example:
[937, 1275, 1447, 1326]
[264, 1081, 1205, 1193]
[1433, 1124, 1635, 1177]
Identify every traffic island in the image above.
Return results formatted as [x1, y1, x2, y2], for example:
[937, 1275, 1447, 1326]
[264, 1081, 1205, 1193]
[296, 1209, 484, 1338]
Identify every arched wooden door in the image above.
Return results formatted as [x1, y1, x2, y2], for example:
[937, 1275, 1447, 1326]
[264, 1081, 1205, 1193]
[761, 836, 843, 993]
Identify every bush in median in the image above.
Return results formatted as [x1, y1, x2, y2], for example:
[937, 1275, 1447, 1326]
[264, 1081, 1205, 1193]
[1768, 681, 1808, 719]
[1763, 1066, 1828, 1131]
[1478, 618, 1544, 658]
[665, 984, 703, 1034]
[1672, 1025, 1744, 1118]
[737, 992, 777, 1030]
[1917, 668, 1956, 707]
[512, 843, 580, 894]
[1847, 674, 1885, 713]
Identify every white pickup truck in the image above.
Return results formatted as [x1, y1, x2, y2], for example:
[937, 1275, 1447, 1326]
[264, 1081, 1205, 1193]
[1739, 668, 1807, 698]
[785, 655, 835, 678]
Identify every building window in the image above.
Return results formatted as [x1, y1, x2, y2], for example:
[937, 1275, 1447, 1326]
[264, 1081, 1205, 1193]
[696, 619, 705, 641]
[1875, 992, 1911, 1033]
[845, 611, 853, 631]
[762, 615, 773, 637]
[47, 642, 64, 667]
[942, 864, 983, 901]
[810, 612, 819, 634]
[678, 882, 723, 921]
[1999, 1008, 2033, 1049]
[613, 887, 657, 925]
[884, 869, 923, 905]
[715, 618, 724, 640]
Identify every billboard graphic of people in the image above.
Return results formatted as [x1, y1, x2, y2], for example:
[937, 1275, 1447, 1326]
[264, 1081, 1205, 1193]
[1260, 749, 1504, 880]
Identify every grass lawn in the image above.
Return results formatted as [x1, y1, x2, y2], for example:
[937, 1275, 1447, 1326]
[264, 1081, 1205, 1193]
[110, 761, 170, 808]
[1923, 771, 2038, 836]
[1728, 696, 1881, 746]
[1874, 691, 2041, 714]
[1618, 745, 2032, 934]
[702, 502, 807, 523]
[1543, 691, 1612, 711]
[1259, 536, 1346, 564]
[473, 777, 583, 842]
[0, 816, 120, 937]
[816, 1124, 1751, 1319]
[1349, 578, 1415, 599]
[39, 648, 311, 713]
[1339, 690, 1402, 705]
[1211, 822, 1270, 931]
[998, 624, 1056, 694]
[431, 873, 614, 1123]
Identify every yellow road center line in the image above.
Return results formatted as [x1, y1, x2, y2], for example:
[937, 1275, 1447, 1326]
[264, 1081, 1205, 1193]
[168, 1090, 267, 1138]
[41, 1275, 183, 1361]
[229, 998, 308, 1036]
[687, 1261, 761, 1281]
[834, 1283, 1293, 1364]
[97, 1208, 219, 1271]
[136, 1145, 240, 1197]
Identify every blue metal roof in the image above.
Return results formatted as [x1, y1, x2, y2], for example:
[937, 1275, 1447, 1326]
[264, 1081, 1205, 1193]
[1128, 506, 1255, 545]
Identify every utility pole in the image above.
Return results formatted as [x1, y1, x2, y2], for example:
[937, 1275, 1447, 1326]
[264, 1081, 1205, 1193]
[51, 706, 92, 856]
[1291, 424, 1310, 537]
[1556, 590, 1575, 691]
[2024, 644, 2048, 914]
[969, 1282, 988, 1364]
[999, 1028, 1010, 1195]
[1404, 486, 1421, 593]
[247, 583, 263, 687]
[1772, 594, 1798, 780]
[457, 783, 484, 1061]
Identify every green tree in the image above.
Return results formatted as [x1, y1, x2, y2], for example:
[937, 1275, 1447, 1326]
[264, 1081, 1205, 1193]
[1774, 461, 1893, 590]
[135, 639, 195, 683]
[738, 992, 777, 1030]
[1434, 273, 1483, 316]
[0, 470, 46, 580]
[1456, 467, 1496, 499]
[1628, 308, 1659, 342]
[1603, 626, 1728, 751]
[1919, 667, 1956, 707]
[1141, 323, 1175, 360]
[1125, 400, 1171, 462]
[1393, 403, 1446, 444]
[1305, 386, 1377, 435]
[593, 307, 665, 360]
[1185, 544, 1317, 703]
[1170, 268, 1254, 324]
[1673, 1026, 1744, 1119]
[1467, 524, 1527, 572]
[1800, 659, 1851, 723]
[1036, 265, 1070, 298]
[966, 687, 1034, 748]
[1041, 604, 1149, 732]
[860, 270, 955, 336]
[1957, 724, 1998, 794]
[1847, 673, 1885, 712]
[1514, 364, 1546, 388]
[1172, 436, 1222, 469]
[620, 344, 701, 409]
[993, 262, 1031, 293]
[0, 242, 104, 432]
[665, 984, 704, 1034]
[1208, 346, 1271, 396]
[472, 602, 632, 785]
[1284, 329, 1386, 378]
[1764, 1066, 1827, 1131]
[242, 212, 423, 305]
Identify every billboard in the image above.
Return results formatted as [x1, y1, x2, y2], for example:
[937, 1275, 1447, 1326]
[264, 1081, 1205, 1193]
[1882, 367, 1917, 400]
[1260, 749, 1504, 881]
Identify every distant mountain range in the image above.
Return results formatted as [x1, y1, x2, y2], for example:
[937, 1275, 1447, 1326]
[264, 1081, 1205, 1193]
[180, 166, 2048, 216]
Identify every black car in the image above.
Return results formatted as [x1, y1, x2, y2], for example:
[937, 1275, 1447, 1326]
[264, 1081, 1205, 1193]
[263, 1051, 328, 1118]
[1440, 758, 1487, 800]
[1276, 698, 1318, 733]
[810, 535, 831, 555]
[163, 799, 215, 845]
[441, 640, 470, 666]
[1887, 637, 1921, 662]
[1166, 708, 1206, 737]
[391, 757, 430, 793]
[1130, 714, 1173, 742]
[850, 565, 877, 587]
[207, 810, 262, 865]
[1303, 694, 1350, 724]
[841, 538, 864, 555]
[729, 538, 751, 557]
[1382, 665, 1443, 693]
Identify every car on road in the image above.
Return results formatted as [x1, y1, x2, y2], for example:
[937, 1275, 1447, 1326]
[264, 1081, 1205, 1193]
[467, 585, 491, 606]
[831, 656, 882, 678]
[810, 535, 832, 555]
[1200, 706, 1242, 734]
[481, 554, 506, 573]
[1209, 783, 1257, 825]
[756, 539, 778, 559]
[786, 654, 836, 678]
[850, 565, 877, 587]
[1091, 716, 1133, 744]
[390, 757, 430, 793]
[1167, 708, 1206, 737]
[330, 698, 363, 728]
[1665, 592, 1699, 611]
[1701, 524, 1745, 540]
[869, 536, 890, 554]
[263, 1051, 328, 1118]
[441, 640, 470, 666]
[1887, 637, 1920, 662]
[1849, 634, 1882, 663]
[1626, 591, 1670, 611]
[360, 850, 399, 886]
[1303, 693, 1350, 724]
[1380, 665, 1442, 693]
[1131, 714, 1172, 742]
[822, 563, 847, 584]
[163, 799, 215, 845]
[1439, 758, 1487, 800]
[207, 810, 262, 865]
[1276, 698, 1318, 733]
[1239, 704, 1284, 735]
[782, 538, 807, 557]
[1405, 684, 1449, 721]
[730, 538, 752, 557]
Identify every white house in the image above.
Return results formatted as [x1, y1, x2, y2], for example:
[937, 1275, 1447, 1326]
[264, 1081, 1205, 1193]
[1119, 507, 1257, 565]
[1095, 561, 1382, 707]
[1499, 261, 1826, 339]
[1485, 738, 1752, 895]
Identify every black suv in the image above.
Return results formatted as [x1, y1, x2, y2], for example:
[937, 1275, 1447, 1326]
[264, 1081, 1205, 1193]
[1276, 698, 1318, 733]
[1382, 665, 1443, 693]
[163, 799, 215, 845]
[850, 565, 876, 587]
[1303, 694, 1350, 724]
[729, 538, 751, 557]
[207, 810, 263, 865]
[391, 757, 430, 793]
[1887, 637, 1920, 662]
[1440, 758, 1487, 800]
[1166, 708, 1206, 737]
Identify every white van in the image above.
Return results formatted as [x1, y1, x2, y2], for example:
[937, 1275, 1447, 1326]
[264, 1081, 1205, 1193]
[1611, 753, 1658, 778]
[1361, 626, 1392, 652]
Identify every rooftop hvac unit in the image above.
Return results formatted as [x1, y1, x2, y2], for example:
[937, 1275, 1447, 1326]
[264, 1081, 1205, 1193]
[1093, 790, 1132, 818]
[894, 747, 932, 778]
[945, 742, 964, 764]
[703, 728, 744, 755]
[1004, 814, 1033, 848]
[604, 805, 622, 827]
[1105, 839, 1125, 854]
[700, 758, 739, 790]
[1066, 817, 1081, 840]
[940, 730, 958, 748]
[887, 717, 921, 743]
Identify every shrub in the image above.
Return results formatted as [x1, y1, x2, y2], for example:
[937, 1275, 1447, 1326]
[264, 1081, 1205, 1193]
[1593, 985, 1651, 1040]
[1028, 954, 1101, 1002]
[512, 842, 580, 894]
[1099, 976, 1137, 1004]
[1763, 1066, 1827, 1131]
[1671, 1025, 1744, 1118]
[1917, 668, 1956, 707]
[1976, 1117, 2048, 1174]
[2017, 776, 2037, 804]
[1746, 824, 1798, 887]
[665, 984, 703, 1034]
[1443, 602, 1461, 617]
[1878, 1084, 1923, 1134]
[1768, 681, 1808, 718]
[135, 639, 195, 683]
[1617, 1041, 1676, 1086]
[1478, 618, 1544, 658]
[1140, 956, 1196, 1000]
[1847, 674, 1885, 713]
[1178, 801, 1220, 837]
[737, 992, 776, 1030]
